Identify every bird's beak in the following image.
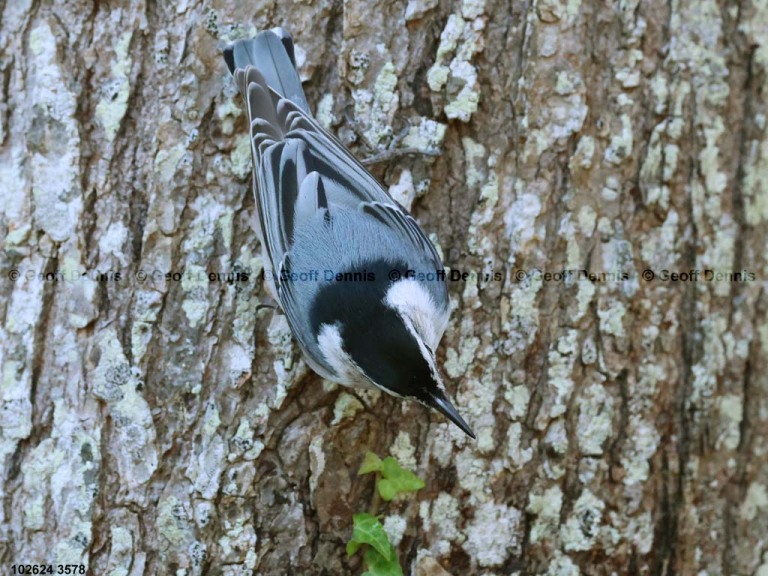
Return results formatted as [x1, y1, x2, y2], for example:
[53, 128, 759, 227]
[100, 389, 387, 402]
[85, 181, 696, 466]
[428, 390, 476, 439]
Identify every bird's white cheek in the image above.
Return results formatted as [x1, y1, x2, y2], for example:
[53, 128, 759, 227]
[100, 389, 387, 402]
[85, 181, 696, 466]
[316, 323, 373, 389]
[384, 279, 448, 350]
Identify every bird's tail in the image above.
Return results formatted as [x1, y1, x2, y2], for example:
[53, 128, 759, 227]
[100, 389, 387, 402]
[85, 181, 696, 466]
[223, 28, 310, 114]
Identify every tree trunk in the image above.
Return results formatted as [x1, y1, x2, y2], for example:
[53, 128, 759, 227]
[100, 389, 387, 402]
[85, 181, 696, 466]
[1, 0, 767, 574]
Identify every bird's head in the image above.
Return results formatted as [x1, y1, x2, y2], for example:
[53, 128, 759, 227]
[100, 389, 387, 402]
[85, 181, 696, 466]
[313, 268, 475, 438]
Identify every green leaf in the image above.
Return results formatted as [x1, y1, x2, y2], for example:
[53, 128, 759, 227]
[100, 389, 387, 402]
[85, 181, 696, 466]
[358, 451, 383, 475]
[376, 457, 425, 501]
[349, 513, 392, 561]
[346, 540, 361, 557]
[362, 545, 403, 576]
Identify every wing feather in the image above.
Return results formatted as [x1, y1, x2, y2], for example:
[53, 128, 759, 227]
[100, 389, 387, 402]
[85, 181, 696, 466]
[277, 253, 337, 379]
[359, 202, 442, 265]
[247, 80, 280, 134]
[240, 67, 439, 288]
[254, 142, 287, 266]
[277, 141, 307, 247]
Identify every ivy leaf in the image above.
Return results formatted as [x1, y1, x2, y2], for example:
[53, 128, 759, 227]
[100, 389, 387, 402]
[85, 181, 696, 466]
[348, 513, 392, 561]
[346, 540, 361, 557]
[362, 545, 403, 576]
[377, 457, 425, 501]
[358, 451, 383, 475]
[349, 453, 421, 574]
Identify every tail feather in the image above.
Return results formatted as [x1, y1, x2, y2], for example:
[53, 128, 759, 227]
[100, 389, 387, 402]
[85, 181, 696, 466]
[224, 28, 309, 113]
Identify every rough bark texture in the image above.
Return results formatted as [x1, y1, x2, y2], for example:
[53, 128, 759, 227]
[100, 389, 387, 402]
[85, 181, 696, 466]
[1, 0, 767, 574]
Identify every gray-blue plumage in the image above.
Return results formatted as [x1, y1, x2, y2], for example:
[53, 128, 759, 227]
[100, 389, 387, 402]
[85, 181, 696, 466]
[225, 28, 473, 438]
[224, 29, 309, 113]
[287, 208, 447, 376]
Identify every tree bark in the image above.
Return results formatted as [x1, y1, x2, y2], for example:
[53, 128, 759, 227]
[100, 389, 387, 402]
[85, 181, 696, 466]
[1, 0, 767, 574]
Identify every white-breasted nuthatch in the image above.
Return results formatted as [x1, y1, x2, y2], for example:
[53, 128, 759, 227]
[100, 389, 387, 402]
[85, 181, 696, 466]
[224, 28, 474, 438]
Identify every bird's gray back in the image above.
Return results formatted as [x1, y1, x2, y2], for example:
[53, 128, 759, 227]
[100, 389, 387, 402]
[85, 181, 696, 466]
[287, 208, 448, 311]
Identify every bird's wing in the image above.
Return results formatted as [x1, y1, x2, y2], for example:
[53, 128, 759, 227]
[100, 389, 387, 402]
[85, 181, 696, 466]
[235, 57, 443, 286]
[234, 67, 331, 274]
[276, 251, 337, 380]
[273, 96, 397, 208]
[357, 201, 443, 267]
[268, 98, 445, 267]
[239, 69, 438, 272]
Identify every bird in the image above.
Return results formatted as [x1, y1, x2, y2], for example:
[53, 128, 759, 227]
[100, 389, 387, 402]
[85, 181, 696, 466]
[224, 28, 475, 439]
